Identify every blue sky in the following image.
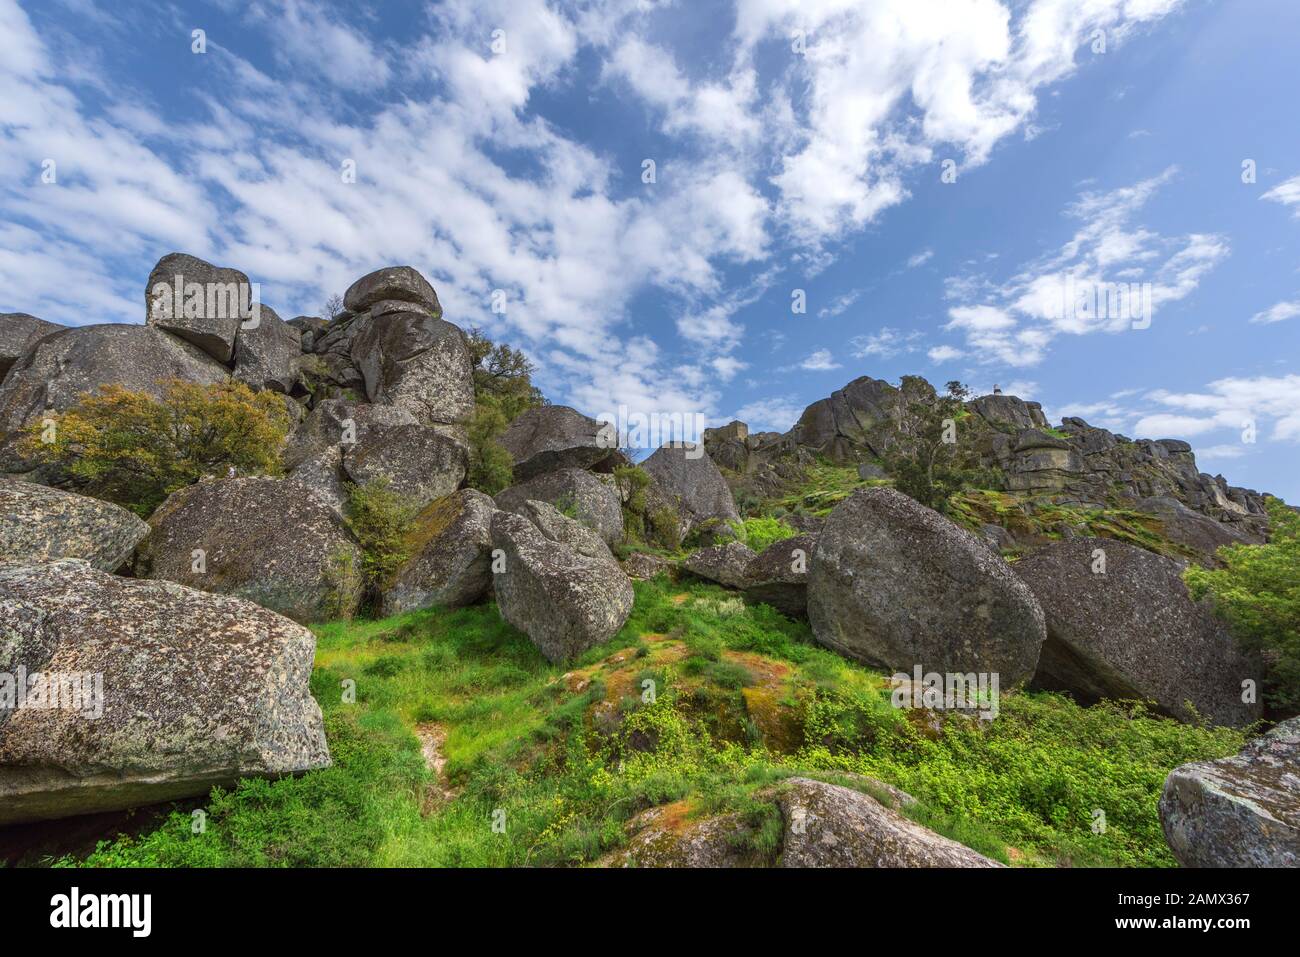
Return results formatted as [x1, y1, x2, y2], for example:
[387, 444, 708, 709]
[1, 0, 1297, 499]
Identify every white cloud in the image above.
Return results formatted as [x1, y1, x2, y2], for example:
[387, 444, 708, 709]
[1136, 375, 1300, 444]
[928, 344, 964, 363]
[907, 249, 934, 268]
[933, 168, 1227, 367]
[852, 326, 923, 358]
[818, 288, 864, 318]
[799, 348, 842, 371]
[1261, 173, 1300, 218]
[732, 395, 804, 433]
[1250, 299, 1300, 325]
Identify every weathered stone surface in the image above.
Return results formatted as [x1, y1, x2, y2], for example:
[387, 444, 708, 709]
[498, 405, 624, 481]
[0, 559, 330, 826]
[775, 778, 1003, 868]
[283, 398, 417, 471]
[0, 313, 62, 382]
[490, 510, 633, 663]
[0, 324, 228, 469]
[1160, 718, 1300, 868]
[683, 541, 757, 589]
[341, 422, 467, 511]
[343, 266, 441, 316]
[968, 393, 1050, 432]
[1013, 538, 1261, 726]
[136, 477, 363, 623]
[381, 490, 496, 615]
[622, 552, 675, 581]
[286, 445, 348, 514]
[514, 500, 613, 561]
[641, 442, 740, 540]
[349, 309, 474, 427]
[742, 534, 816, 618]
[233, 303, 301, 393]
[0, 479, 148, 572]
[1133, 496, 1259, 566]
[807, 487, 1045, 685]
[787, 375, 914, 464]
[144, 252, 252, 363]
[494, 468, 623, 545]
[598, 803, 765, 868]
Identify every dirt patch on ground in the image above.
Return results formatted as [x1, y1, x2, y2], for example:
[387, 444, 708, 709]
[416, 723, 458, 812]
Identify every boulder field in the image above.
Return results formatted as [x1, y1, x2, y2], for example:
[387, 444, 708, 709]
[0, 252, 1291, 866]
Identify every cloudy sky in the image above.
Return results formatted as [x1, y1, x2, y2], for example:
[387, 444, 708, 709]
[2, 0, 1297, 499]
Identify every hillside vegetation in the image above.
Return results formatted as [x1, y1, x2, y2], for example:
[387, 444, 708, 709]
[58, 577, 1245, 869]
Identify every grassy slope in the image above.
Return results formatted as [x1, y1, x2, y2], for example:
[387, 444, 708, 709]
[61, 577, 1244, 869]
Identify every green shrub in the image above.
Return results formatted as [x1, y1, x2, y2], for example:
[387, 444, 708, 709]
[742, 516, 799, 552]
[344, 479, 419, 602]
[25, 378, 291, 517]
[1186, 497, 1300, 715]
[465, 404, 514, 494]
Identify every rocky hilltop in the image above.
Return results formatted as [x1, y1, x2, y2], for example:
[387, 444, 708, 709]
[0, 255, 1293, 868]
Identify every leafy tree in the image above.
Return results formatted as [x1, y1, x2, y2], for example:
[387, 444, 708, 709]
[466, 327, 545, 421]
[1185, 498, 1300, 715]
[881, 378, 997, 514]
[25, 379, 291, 516]
[462, 328, 546, 493]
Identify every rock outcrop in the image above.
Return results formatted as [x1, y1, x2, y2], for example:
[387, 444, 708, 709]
[135, 477, 363, 623]
[0, 313, 62, 381]
[490, 509, 633, 663]
[341, 420, 467, 511]
[640, 442, 741, 541]
[381, 490, 496, 615]
[0, 559, 330, 826]
[498, 405, 624, 481]
[742, 534, 816, 618]
[0, 479, 148, 572]
[683, 541, 757, 589]
[349, 304, 474, 430]
[343, 265, 442, 316]
[807, 487, 1045, 684]
[233, 303, 302, 394]
[494, 468, 623, 545]
[598, 776, 996, 868]
[775, 777, 1003, 867]
[1013, 538, 1261, 726]
[1160, 718, 1300, 867]
[144, 252, 252, 363]
[0, 324, 228, 469]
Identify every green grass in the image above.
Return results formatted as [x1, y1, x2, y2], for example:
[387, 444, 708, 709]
[55, 578, 1244, 869]
[763, 462, 885, 518]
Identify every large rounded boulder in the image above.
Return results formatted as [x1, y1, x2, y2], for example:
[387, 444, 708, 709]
[341, 421, 467, 511]
[498, 405, 624, 481]
[144, 252, 252, 363]
[381, 490, 496, 616]
[742, 534, 816, 618]
[233, 303, 302, 393]
[1159, 718, 1300, 867]
[775, 778, 1003, 867]
[0, 479, 148, 572]
[135, 477, 363, 623]
[0, 313, 62, 381]
[1013, 538, 1261, 726]
[349, 307, 474, 429]
[683, 541, 757, 589]
[0, 559, 330, 826]
[489, 509, 633, 663]
[807, 487, 1045, 685]
[494, 468, 623, 545]
[640, 442, 740, 541]
[0, 324, 228, 467]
